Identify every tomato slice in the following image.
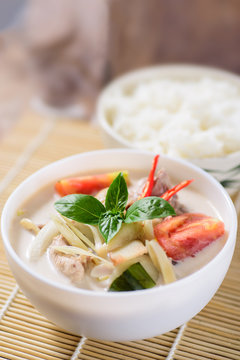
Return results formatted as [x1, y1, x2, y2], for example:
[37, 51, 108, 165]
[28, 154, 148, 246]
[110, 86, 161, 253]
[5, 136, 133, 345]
[154, 213, 225, 260]
[55, 171, 129, 196]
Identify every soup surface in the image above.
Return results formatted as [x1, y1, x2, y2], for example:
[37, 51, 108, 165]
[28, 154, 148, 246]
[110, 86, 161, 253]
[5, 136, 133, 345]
[11, 167, 226, 292]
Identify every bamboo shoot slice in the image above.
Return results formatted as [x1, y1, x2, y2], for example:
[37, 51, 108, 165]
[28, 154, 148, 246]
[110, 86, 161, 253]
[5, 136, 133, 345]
[146, 239, 176, 284]
[28, 220, 59, 261]
[53, 245, 112, 265]
[109, 240, 147, 265]
[52, 214, 88, 250]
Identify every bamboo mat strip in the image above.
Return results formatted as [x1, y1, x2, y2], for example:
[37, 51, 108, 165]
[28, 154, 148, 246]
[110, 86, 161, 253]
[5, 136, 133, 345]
[0, 111, 239, 360]
[0, 261, 17, 315]
[165, 324, 186, 360]
[0, 285, 18, 320]
[71, 337, 87, 360]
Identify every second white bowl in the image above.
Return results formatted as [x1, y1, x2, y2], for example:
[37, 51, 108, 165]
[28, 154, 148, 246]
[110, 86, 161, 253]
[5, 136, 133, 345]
[96, 64, 240, 196]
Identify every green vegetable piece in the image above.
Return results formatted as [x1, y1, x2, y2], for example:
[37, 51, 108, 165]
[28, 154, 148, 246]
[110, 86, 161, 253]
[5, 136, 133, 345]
[125, 196, 176, 223]
[105, 172, 128, 212]
[99, 211, 123, 243]
[109, 274, 133, 292]
[109, 262, 156, 292]
[54, 194, 105, 225]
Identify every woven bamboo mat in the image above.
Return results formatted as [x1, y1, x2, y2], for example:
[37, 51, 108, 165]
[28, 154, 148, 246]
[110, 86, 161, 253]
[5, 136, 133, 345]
[0, 111, 239, 360]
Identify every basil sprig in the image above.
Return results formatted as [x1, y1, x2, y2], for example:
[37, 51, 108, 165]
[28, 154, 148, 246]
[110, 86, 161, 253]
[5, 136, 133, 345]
[54, 172, 176, 243]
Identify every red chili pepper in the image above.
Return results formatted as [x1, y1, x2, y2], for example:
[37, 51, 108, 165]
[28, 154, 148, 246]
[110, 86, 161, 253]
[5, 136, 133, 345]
[161, 179, 194, 201]
[139, 154, 160, 199]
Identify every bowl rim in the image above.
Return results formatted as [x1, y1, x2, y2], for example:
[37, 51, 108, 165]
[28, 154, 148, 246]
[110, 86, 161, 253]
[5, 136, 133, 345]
[1, 148, 238, 298]
[96, 63, 240, 161]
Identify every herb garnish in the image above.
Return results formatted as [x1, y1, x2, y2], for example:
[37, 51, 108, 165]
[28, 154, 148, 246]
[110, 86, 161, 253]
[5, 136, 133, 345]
[54, 172, 176, 243]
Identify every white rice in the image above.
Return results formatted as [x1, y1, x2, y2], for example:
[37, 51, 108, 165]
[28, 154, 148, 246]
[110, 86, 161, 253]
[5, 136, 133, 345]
[105, 77, 240, 159]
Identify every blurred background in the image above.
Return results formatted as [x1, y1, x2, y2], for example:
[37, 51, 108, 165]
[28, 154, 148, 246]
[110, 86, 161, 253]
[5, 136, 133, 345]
[0, 0, 240, 137]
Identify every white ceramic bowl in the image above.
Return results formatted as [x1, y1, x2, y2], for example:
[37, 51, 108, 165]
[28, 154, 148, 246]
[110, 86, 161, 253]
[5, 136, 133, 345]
[96, 65, 240, 196]
[1, 149, 237, 341]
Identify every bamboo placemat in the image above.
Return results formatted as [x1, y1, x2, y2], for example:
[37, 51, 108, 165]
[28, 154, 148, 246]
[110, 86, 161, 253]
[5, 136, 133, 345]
[0, 111, 239, 360]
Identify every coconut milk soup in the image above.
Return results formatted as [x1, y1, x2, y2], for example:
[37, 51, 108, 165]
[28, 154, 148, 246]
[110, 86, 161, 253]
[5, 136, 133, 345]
[11, 166, 226, 292]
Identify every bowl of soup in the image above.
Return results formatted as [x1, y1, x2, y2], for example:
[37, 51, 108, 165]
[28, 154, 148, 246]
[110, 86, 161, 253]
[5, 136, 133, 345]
[1, 149, 237, 341]
[96, 64, 240, 196]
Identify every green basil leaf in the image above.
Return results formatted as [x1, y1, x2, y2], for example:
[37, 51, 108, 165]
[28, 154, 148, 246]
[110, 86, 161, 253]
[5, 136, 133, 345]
[125, 196, 176, 223]
[105, 172, 128, 212]
[54, 194, 106, 225]
[98, 211, 123, 243]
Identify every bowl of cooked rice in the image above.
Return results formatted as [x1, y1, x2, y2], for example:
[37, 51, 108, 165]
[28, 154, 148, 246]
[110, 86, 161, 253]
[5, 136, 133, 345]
[96, 64, 240, 197]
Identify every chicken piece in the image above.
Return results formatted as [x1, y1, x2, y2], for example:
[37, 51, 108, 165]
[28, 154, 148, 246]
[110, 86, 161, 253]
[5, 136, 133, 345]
[49, 235, 87, 285]
[151, 169, 171, 196]
[152, 169, 187, 215]
[127, 169, 187, 214]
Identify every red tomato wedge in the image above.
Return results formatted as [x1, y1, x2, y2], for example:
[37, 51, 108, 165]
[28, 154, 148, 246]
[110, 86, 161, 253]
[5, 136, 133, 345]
[55, 171, 129, 196]
[154, 213, 225, 260]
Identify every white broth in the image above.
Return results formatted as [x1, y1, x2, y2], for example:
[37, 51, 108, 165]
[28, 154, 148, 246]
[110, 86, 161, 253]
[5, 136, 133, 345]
[11, 169, 226, 291]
